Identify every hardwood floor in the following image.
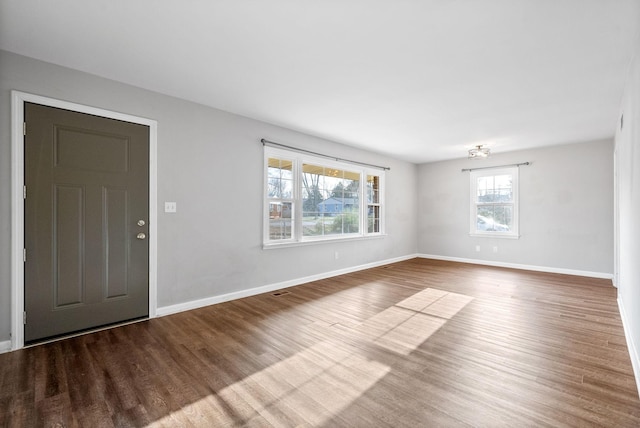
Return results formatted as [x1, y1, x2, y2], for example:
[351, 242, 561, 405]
[1, 258, 639, 427]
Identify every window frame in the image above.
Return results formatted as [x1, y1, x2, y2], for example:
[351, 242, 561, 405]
[264, 147, 385, 247]
[265, 155, 296, 242]
[469, 166, 519, 239]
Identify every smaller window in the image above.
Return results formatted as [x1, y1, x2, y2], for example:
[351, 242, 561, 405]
[267, 157, 295, 241]
[469, 167, 519, 238]
[367, 174, 381, 233]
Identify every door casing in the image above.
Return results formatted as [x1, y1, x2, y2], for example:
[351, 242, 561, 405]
[11, 91, 158, 350]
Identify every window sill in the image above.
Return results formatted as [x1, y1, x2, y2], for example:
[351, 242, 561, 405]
[263, 233, 386, 250]
[469, 233, 520, 240]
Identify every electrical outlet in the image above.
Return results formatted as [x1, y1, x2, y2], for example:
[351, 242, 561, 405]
[164, 202, 177, 213]
[475, 245, 481, 252]
[493, 246, 498, 253]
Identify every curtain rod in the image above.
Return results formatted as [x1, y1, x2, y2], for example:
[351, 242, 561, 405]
[261, 138, 391, 171]
[461, 162, 530, 172]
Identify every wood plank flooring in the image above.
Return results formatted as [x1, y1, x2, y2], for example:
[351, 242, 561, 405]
[1, 258, 639, 427]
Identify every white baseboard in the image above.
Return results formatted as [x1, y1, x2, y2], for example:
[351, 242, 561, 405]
[418, 254, 614, 280]
[157, 253, 613, 317]
[618, 296, 640, 398]
[0, 340, 12, 354]
[156, 254, 417, 317]
[2, 253, 616, 353]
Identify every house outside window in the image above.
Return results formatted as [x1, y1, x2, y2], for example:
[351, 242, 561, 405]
[469, 166, 519, 238]
[264, 147, 384, 246]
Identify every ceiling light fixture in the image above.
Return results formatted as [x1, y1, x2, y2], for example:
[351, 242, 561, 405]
[468, 145, 490, 159]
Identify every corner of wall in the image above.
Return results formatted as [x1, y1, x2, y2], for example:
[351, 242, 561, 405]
[618, 295, 640, 398]
[614, 22, 640, 398]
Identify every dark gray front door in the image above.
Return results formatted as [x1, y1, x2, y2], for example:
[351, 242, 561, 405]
[24, 102, 150, 343]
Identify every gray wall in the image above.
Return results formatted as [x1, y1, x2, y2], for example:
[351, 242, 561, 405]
[0, 50, 419, 342]
[615, 41, 640, 383]
[417, 140, 614, 274]
[0, 48, 623, 349]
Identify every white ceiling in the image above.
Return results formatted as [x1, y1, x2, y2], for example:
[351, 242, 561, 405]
[1, 1, 639, 163]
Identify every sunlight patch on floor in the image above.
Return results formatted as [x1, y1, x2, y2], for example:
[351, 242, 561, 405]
[396, 287, 449, 312]
[148, 287, 470, 426]
[356, 288, 473, 355]
[149, 340, 390, 427]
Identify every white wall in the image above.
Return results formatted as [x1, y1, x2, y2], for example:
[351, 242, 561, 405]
[615, 42, 640, 389]
[417, 140, 614, 276]
[0, 50, 419, 343]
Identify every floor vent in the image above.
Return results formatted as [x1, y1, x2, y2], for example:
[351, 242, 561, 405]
[272, 291, 291, 297]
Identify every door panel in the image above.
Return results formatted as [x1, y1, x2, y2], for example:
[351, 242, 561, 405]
[24, 102, 150, 343]
[54, 184, 85, 307]
[104, 187, 129, 298]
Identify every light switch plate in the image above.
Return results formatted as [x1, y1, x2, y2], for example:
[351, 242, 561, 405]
[164, 202, 177, 213]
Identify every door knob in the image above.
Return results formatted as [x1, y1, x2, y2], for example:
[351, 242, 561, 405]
[137, 220, 146, 226]
[136, 233, 146, 240]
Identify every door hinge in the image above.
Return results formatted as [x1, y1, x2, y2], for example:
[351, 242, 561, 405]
[23, 311, 27, 325]
[23, 248, 27, 262]
[23, 122, 26, 136]
[23, 185, 27, 199]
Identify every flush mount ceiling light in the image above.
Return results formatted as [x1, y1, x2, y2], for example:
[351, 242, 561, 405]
[468, 145, 490, 159]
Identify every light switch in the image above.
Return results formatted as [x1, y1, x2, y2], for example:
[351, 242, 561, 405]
[164, 202, 177, 213]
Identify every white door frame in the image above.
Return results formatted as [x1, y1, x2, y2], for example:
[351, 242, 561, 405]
[10, 91, 158, 350]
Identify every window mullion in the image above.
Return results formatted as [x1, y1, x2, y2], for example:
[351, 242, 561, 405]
[293, 158, 302, 242]
[360, 172, 366, 234]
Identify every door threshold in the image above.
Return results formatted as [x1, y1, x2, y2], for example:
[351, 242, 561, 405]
[24, 317, 149, 348]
